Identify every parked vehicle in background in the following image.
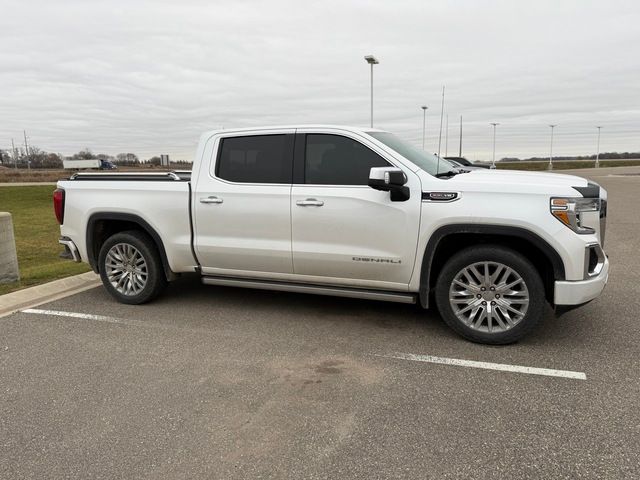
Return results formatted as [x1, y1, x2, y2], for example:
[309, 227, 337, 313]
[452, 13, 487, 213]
[54, 125, 609, 344]
[63, 159, 117, 170]
[445, 156, 490, 169]
[445, 158, 482, 171]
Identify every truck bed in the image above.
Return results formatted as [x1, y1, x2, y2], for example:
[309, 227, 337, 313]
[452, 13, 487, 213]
[57, 171, 196, 273]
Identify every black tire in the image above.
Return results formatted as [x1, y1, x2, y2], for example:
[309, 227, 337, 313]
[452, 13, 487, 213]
[98, 230, 167, 305]
[435, 245, 545, 344]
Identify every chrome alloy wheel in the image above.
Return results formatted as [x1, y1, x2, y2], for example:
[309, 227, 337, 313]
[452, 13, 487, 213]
[448, 261, 529, 333]
[104, 243, 148, 296]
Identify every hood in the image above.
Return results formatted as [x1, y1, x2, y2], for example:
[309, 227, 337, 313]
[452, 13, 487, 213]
[425, 168, 591, 196]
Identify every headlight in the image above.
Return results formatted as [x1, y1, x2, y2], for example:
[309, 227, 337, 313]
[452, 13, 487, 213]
[550, 197, 600, 234]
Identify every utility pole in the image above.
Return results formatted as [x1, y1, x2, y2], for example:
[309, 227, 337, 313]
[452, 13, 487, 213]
[548, 124, 557, 171]
[458, 115, 463, 157]
[11, 138, 18, 170]
[445, 114, 449, 157]
[23, 130, 30, 171]
[595, 126, 602, 168]
[421, 106, 428, 150]
[490, 122, 499, 168]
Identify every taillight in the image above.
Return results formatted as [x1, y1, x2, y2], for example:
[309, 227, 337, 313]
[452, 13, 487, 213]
[53, 188, 65, 225]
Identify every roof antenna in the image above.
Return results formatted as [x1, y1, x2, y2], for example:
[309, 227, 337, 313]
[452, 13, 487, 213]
[458, 115, 463, 157]
[437, 85, 445, 174]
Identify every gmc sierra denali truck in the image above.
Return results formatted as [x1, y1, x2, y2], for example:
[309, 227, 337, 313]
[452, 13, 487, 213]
[54, 125, 609, 344]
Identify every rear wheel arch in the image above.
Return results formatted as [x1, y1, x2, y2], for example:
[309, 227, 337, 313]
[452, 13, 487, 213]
[419, 225, 566, 308]
[86, 213, 174, 281]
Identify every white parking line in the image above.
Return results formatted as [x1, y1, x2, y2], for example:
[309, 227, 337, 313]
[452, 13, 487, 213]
[381, 352, 586, 380]
[21, 308, 124, 324]
[18, 309, 587, 381]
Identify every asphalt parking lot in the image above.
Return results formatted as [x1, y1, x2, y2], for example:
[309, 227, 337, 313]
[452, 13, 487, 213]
[1, 169, 639, 479]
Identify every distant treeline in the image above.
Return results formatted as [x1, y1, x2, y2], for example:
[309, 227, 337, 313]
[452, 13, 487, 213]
[0, 146, 192, 168]
[500, 152, 640, 162]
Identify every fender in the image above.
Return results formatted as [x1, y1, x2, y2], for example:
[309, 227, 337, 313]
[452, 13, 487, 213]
[419, 224, 566, 308]
[86, 212, 173, 280]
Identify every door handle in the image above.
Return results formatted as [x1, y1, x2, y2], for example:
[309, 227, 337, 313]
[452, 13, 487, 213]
[296, 198, 324, 207]
[200, 196, 223, 204]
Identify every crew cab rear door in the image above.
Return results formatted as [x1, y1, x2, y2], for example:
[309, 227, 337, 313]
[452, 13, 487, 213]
[193, 129, 295, 275]
[290, 129, 421, 290]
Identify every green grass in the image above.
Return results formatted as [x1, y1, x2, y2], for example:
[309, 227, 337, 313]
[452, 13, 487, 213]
[495, 159, 640, 171]
[0, 185, 90, 295]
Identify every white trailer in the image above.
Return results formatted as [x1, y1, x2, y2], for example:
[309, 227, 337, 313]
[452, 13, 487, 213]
[63, 159, 101, 170]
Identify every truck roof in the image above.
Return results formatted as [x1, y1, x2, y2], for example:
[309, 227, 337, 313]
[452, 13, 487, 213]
[201, 125, 388, 137]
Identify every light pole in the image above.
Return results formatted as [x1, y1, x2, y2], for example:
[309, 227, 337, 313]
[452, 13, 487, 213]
[595, 126, 602, 168]
[490, 122, 499, 168]
[421, 106, 428, 150]
[364, 55, 379, 128]
[548, 124, 557, 170]
[437, 86, 445, 158]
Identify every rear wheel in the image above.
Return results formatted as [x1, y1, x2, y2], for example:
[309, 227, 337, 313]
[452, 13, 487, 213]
[98, 230, 167, 304]
[435, 245, 545, 344]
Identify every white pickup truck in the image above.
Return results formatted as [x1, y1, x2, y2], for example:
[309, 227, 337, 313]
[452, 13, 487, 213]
[54, 126, 609, 344]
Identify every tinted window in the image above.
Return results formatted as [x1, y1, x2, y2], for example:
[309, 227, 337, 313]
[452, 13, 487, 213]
[305, 134, 390, 185]
[217, 135, 292, 183]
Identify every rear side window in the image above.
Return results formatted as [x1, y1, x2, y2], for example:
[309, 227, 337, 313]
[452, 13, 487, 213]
[216, 135, 292, 184]
[305, 134, 390, 185]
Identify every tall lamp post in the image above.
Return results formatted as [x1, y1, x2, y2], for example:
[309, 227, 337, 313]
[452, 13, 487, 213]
[595, 126, 602, 168]
[364, 55, 379, 128]
[490, 122, 499, 168]
[548, 124, 557, 170]
[421, 106, 428, 150]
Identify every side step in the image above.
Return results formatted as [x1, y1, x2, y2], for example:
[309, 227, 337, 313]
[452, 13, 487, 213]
[201, 276, 417, 304]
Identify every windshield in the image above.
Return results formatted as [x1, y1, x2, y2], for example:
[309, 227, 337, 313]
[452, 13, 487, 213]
[368, 132, 457, 176]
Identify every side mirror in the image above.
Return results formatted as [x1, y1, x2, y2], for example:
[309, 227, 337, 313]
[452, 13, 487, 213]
[368, 167, 410, 202]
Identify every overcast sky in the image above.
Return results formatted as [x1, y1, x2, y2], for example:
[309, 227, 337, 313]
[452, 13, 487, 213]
[1, 0, 639, 161]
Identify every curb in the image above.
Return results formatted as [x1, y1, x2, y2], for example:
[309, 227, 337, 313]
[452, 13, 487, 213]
[0, 271, 101, 319]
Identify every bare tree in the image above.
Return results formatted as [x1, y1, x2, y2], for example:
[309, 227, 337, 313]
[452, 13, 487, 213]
[72, 149, 97, 160]
[115, 153, 139, 166]
[0, 149, 10, 165]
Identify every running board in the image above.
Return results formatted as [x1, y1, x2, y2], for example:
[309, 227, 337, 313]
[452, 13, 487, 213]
[201, 276, 416, 304]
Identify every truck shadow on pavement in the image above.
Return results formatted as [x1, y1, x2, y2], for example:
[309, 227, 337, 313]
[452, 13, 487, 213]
[125, 273, 594, 350]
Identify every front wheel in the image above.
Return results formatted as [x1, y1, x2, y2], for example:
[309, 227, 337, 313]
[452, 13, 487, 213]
[435, 245, 545, 344]
[98, 230, 167, 304]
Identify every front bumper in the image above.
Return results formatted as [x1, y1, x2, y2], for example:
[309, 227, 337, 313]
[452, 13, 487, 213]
[554, 255, 609, 305]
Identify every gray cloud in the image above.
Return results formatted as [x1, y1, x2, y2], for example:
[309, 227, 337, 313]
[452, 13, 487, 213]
[1, 0, 639, 160]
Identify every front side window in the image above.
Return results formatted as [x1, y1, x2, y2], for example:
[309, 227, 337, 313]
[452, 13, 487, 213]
[305, 134, 390, 185]
[217, 135, 291, 184]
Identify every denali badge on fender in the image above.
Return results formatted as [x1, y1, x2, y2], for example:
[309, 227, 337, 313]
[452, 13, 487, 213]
[422, 192, 459, 201]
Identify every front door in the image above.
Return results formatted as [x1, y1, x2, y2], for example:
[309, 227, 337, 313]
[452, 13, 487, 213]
[194, 131, 294, 276]
[291, 131, 422, 290]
